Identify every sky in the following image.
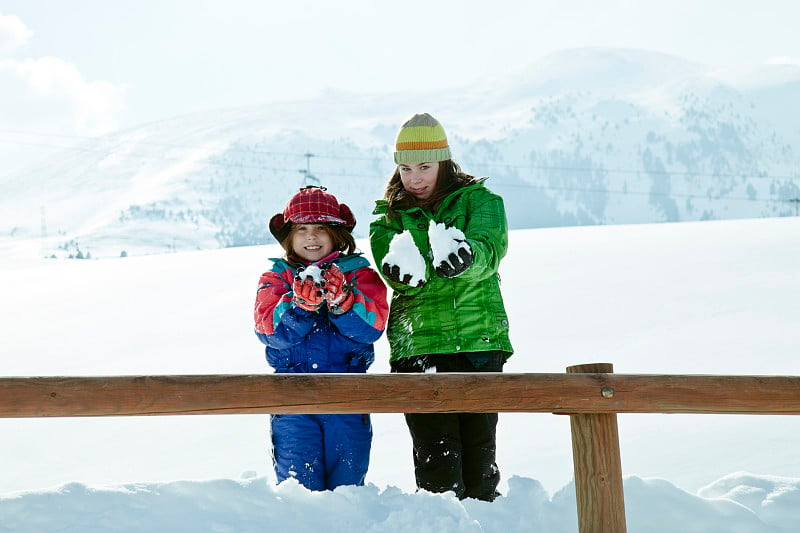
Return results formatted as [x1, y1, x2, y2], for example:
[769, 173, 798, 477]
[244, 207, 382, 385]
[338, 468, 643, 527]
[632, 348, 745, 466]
[0, 216, 798, 531]
[2, 0, 800, 139]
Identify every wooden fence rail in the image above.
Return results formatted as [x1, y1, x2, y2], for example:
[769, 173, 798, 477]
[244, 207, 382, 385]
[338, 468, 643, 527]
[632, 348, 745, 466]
[2, 363, 799, 533]
[1, 371, 799, 418]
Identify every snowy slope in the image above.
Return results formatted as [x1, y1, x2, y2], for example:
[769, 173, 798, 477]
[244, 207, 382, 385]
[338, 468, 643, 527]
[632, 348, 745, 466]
[1, 216, 799, 531]
[2, 473, 800, 533]
[1, 216, 798, 503]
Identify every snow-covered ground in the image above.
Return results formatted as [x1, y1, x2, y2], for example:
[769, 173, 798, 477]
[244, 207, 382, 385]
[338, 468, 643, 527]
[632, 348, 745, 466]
[1, 217, 799, 532]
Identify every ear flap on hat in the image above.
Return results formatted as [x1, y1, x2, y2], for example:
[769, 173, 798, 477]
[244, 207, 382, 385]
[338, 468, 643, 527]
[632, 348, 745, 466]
[338, 203, 356, 232]
[269, 213, 291, 243]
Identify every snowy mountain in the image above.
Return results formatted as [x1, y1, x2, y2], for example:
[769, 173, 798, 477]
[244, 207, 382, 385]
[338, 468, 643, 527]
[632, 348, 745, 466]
[2, 47, 799, 260]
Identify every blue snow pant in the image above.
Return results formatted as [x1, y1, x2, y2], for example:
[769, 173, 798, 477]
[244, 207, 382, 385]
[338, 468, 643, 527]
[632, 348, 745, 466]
[391, 351, 505, 502]
[270, 413, 372, 491]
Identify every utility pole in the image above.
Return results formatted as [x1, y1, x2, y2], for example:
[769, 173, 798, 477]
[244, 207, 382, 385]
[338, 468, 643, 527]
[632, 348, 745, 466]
[299, 152, 320, 186]
[789, 198, 800, 216]
[40, 205, 48, 257]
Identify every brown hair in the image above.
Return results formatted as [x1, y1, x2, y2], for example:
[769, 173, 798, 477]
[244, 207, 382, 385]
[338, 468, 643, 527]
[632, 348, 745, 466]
[281, 223, 357, 267]
[383, 159, 477, 215]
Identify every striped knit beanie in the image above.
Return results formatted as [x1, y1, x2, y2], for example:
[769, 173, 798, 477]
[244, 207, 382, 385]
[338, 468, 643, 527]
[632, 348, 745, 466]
[394, 113, 452, 165]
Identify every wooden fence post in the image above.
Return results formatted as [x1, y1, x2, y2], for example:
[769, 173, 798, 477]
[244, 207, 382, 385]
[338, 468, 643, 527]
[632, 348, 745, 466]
[567, 363, 627, 533]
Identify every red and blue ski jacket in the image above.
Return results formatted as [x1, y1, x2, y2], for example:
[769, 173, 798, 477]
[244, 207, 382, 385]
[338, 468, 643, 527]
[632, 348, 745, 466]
[254, 253, 388, 373]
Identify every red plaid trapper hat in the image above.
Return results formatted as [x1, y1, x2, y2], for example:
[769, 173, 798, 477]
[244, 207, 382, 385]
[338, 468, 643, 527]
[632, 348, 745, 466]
[269, 186, 355, 242]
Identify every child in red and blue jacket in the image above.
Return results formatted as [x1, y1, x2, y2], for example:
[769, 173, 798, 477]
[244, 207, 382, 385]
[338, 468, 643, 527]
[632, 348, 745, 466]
[254, 186, 388, 491]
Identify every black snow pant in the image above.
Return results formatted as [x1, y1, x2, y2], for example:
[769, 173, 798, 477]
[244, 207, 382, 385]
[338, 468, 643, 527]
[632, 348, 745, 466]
[391, 351, 505, 502]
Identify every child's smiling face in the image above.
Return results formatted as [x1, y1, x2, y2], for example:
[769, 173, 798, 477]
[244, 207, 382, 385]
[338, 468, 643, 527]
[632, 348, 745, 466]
[291, 224, 334, 263]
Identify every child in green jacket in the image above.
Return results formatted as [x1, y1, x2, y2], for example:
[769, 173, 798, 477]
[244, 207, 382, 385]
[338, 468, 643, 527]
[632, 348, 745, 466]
[369, 112, 513, 502]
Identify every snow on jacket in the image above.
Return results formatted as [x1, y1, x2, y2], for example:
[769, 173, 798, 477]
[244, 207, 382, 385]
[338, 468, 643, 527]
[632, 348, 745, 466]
[369, 179, 513, 362]
[254, 253, 388, 373]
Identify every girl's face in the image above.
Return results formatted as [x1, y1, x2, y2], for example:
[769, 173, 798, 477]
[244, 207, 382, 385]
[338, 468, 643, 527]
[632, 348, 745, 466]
[399, 161, 439, 200]
[291, 224, 334, 263]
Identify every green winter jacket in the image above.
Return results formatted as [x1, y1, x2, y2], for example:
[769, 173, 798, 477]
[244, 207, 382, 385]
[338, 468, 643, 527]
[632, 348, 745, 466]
[369, 180, 513, 362]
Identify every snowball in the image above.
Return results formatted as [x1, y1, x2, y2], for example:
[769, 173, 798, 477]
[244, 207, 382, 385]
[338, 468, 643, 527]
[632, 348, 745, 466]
[383, 230, 427, 286]
[297, 264, 324, 284]
[429, 221, 469, 266]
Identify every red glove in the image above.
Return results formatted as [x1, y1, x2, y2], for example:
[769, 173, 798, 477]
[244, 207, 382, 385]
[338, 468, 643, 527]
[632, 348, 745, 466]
[292, 276, 325, 311]
[321, 263, 354, 315]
